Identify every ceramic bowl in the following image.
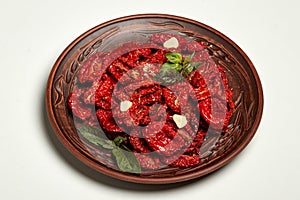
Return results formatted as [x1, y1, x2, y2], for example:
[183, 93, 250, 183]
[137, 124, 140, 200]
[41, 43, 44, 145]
[46, 14, 263, 184]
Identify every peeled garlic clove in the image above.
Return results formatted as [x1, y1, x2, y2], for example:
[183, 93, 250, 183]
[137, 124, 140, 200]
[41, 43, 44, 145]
[120, 100, 132, 112]
[163, 37, 179, 49]
[173, 114, 187, 128]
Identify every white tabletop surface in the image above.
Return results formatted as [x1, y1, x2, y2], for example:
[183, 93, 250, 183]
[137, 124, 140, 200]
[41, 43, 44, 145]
[1, 0, 300, 199]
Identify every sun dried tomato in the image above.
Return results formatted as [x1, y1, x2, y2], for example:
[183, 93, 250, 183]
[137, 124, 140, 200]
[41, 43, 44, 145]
[118, 48, 152, 67]
[95, 74, 115, 109]
[142, 121, 186, 156]
[118, 52, 139, 68]
[165, 121, 178, 131]
[123, 80, 156, 96]
[144, 130, 171, 151]
[148, 103, 167, 122]
[87, 112, 99, 127]
[193, 87, 210, 101]
[179, 124, 194, 138]
[112, 84, 131, 102]
[134, 153, 161, 169]
[138, 90, 163, 105]
[166, 109, 175, 121]
[182, 102, 200, 131]
[199, 97, 229, 130]
[68, 89, 91, 120]
[162, 87, 181, 113]
[145, 49, 168, 64]
[130, 84, 160, 101]
[193, 63, 234, 130]
[184, 147, 200, 155]
[83, 78, 102, 105]
[129, 136, 150, 153]
[159, 134, 186, 156]
[187, 50, 210, 64]
[113, 97, 164, 130]
[216, 67, 235, 109]
[82, 76, 114, 110]
[187, 41, 205, 52]
[106, 59, 130, 80]
[151, 33, 174, 44]
[143, 118, 174, 136]
[167, 155, 200, 168]
[108, 42, 141, 60]
[130, 87, 162, 108]
[176, 126, 203, 156]
[116, 68, 142, 88]
[226, 88, 235, 110]
[189, 61, 233, 108]
[190, 129, 207, 149]
[96, 109, 122, 132]
[161, 122, 178, 138]
[142, 63, 161, 79]
[188, 70, 208, 89]
[162, 82, 191, 114]
[113, 109, 136, 128]
[77, 52, 109, 84]
[128, 103, 151, 126]
[96, 100, 112, 110]
[143, 121, 167, 137]
[198, 60, 223, 86]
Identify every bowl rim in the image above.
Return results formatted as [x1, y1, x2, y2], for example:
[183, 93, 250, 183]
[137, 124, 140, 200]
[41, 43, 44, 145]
[46, 13, 264, 184]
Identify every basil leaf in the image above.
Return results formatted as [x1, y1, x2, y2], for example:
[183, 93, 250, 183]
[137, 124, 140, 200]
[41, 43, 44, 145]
[165, 52, 182, 64]
[78, 130, 115, 149]
[113, 136, 127, 147]
[153, 52, 203, 85]
[153, 67, 184, 85]
[77, 126, 141, 173]
[162, 62, 183, 71]
[112, 148, 141, 174]
[183, 51, 195, 65]
[190, 62, 203, 70]
[181, 64, 194, 77]
[77, 125, 103, 136]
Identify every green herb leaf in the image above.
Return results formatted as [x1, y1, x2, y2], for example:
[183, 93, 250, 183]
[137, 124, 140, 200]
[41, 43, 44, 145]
[77, 125, 103, 136]
[113, 136, 127, 147]
[181, 62, 203, 77]
[153, 67, 183, 85]
[183, 51, 195, 65]
[165, 52, 182, 64]
[77, 126, 141, 173]
[153, 51, 203, 85]
[181, 64, 194, 77]
[162, 62, 183, 71]
[112, 148, 141, 174]
[78, 129, 115, 149]
[190, 62, 203, 70]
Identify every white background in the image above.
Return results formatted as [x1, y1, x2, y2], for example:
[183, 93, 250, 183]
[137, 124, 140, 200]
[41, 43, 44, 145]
[1, 0, 299, 199]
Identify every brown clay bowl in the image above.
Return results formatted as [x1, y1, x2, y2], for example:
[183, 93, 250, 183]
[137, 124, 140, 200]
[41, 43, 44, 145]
[46, 14, 263, 184]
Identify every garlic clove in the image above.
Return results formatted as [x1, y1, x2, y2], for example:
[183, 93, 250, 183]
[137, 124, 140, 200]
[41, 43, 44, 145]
[120, 100, 132, 112]
[173, 114, 187, 128]
[163, 37, 179, 49]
